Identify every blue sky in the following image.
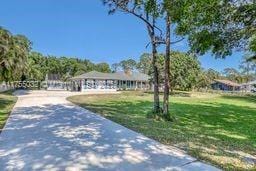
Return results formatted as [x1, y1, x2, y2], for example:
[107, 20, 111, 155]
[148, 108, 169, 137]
[0, 0, 243, 72]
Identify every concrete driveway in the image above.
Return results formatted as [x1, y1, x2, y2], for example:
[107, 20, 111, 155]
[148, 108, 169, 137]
[0, 90, 220, 171]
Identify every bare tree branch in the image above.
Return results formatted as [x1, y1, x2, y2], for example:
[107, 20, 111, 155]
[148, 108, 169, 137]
[111, 0, 164, 36]
[170, 37, 185, 44]
[145, 42, 151, 48]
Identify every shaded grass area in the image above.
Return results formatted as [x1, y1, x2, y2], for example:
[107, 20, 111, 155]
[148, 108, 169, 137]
[0, 91, 17, 131]
[68, 91, 256, 170]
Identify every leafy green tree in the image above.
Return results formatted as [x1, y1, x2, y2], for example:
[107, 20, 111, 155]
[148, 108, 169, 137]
[169, 52, 201, 91]
[95, 62, 111, 73]
[0, 28, 14, 82]
[169, 0, 255, 58]
[72, 58, 95, 76]
[119, 59, 137, 73]
[205, 68, 222, 81]
[0, 27, 12, 61]
[195, 71, 210, 90]
[137, 53, 152, 75]
[222, 68, 244, 83]
[26, 52, 46, 81]
[239, 54, 256, 81]
[162, 0, 255, 115]
[111, 63, 120, 72]
[138, 51, 201, 91]
[25, 53, 103, 81]
[0, 27, 31, 82]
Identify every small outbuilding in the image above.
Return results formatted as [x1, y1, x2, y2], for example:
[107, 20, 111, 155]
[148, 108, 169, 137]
[211, 79, 241, 91]
[240, 80, 256, 93]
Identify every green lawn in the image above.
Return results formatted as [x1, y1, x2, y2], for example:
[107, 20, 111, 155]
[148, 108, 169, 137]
[0, 91, 17, 131]
[68, 91, 256, 170]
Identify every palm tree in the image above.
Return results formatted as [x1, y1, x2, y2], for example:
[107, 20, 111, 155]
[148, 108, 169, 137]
[0, 27, 31, 82]
[0, 27, 12, 65]
[12, 35, 32, 78]
[0, 28, 13, 82]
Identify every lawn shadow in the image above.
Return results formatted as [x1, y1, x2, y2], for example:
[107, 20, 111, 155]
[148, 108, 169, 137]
[144, 91, 191, 97]
[0, 98, 15, 109]
[221, 94, 256, 103]
[0, 91, 17, 131]
[79, 99, 256, 145]
[73, 98, 256, 170]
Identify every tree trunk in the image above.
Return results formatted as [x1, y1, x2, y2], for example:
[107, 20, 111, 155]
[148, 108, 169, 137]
[152, 39, 160, 113]
[146, 15, 160, 114]
[163, 15, 171, 116]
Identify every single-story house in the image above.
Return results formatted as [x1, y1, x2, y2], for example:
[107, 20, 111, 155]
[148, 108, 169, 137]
[211, 79, 241, 91]
[70, 71, 150, 92]
[240, 80, 256, 93]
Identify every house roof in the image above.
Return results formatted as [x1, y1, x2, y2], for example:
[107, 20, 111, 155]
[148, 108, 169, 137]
[71, 71, 150, 81]
[71, 71, 117, 80]
[113, 71, 150, 81]
[213, 79, 241, 87]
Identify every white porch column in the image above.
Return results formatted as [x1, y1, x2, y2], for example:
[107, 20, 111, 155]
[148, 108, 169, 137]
[114, 80, 117, 89]
[81, 80, 84, 91]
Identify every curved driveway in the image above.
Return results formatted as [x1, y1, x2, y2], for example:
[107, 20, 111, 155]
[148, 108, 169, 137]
[0, 90, 220, 171]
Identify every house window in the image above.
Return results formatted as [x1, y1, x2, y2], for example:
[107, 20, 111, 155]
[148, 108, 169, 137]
[105, 80, 108, 89]
[87, 79, 93, 89]
[93, 79, 97, 89]
[83, 79, 87, 89]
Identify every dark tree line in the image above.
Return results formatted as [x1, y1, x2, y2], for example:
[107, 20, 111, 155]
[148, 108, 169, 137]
[115, 52, 256, 91]
[26, 52, 111, 81]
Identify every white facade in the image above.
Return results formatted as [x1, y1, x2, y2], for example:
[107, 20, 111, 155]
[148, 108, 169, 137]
[71, 79, 117, 92]
[81, 79, 117, 92]
[70, 71, 150, 92]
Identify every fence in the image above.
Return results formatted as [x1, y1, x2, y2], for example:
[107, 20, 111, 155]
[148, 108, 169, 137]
[0, 83, 14, 92]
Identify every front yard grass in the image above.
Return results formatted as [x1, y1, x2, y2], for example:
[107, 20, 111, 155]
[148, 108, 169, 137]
[68, 91, 256, 170]
[0, 91, 17, 131]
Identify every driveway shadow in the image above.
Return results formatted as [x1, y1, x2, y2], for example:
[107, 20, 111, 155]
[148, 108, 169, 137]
[0, 102, 219, 170]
